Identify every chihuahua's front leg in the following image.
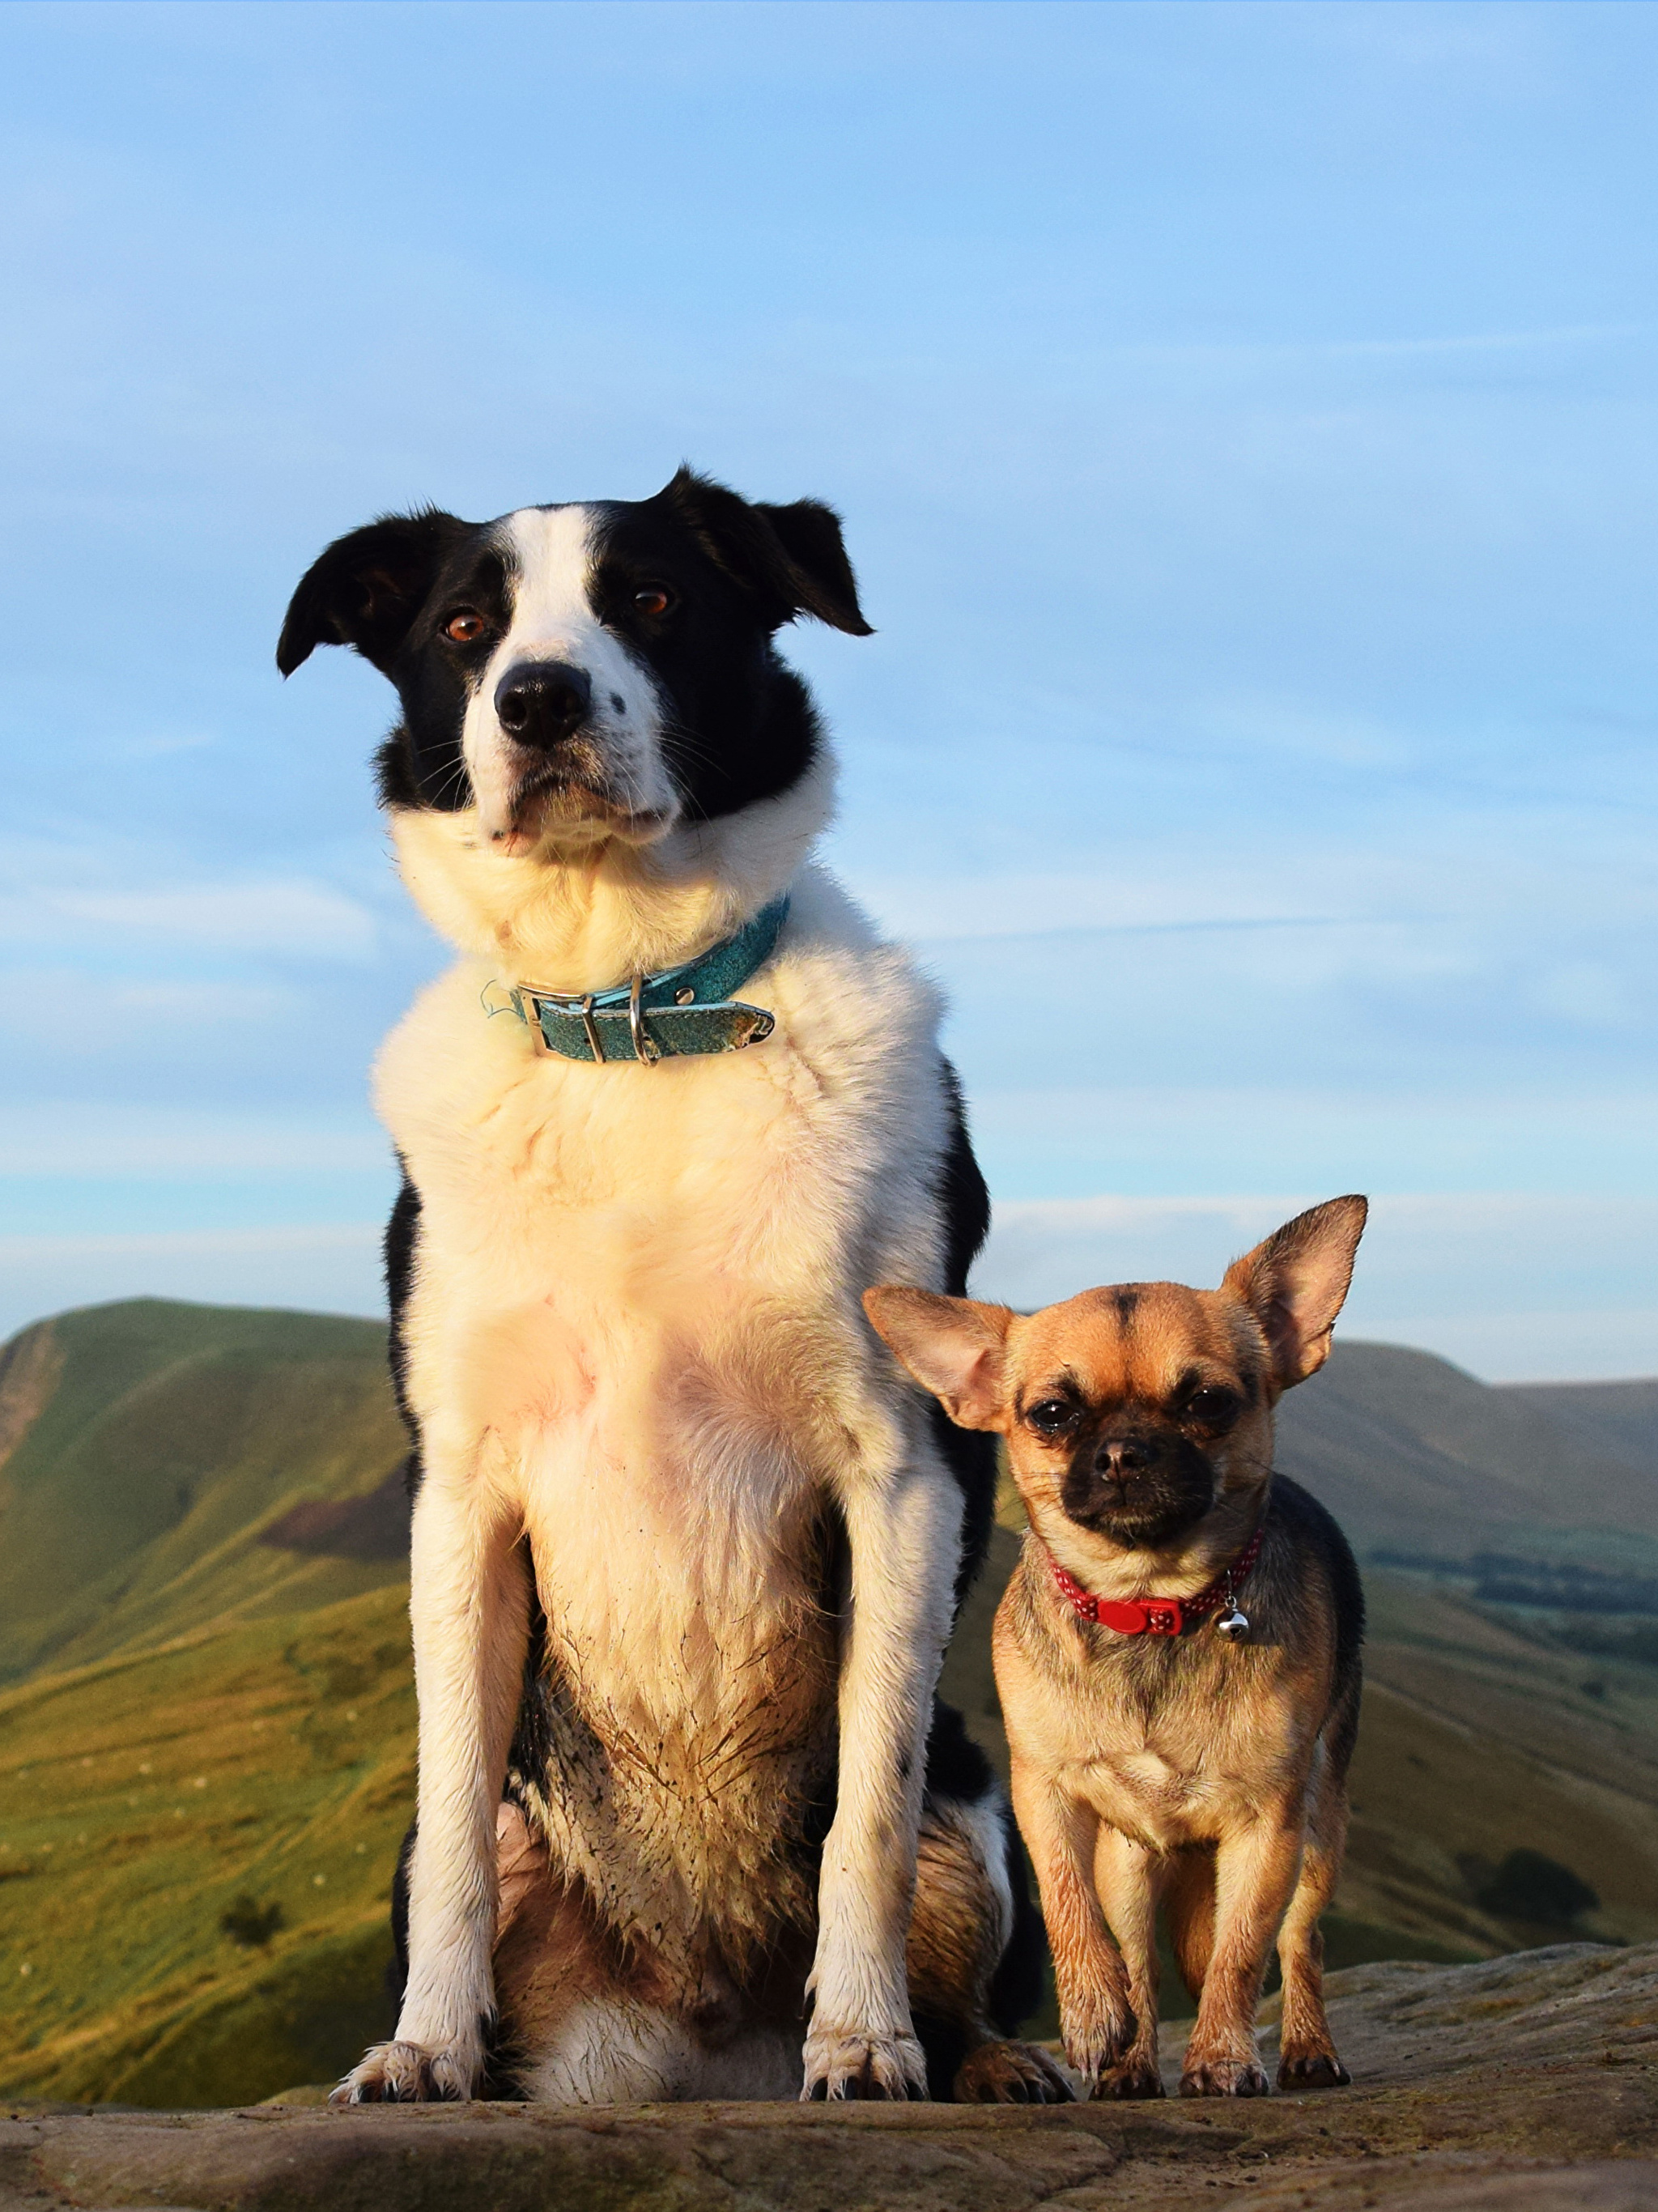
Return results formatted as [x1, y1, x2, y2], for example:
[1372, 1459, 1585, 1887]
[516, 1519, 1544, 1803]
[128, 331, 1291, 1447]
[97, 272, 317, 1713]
[1093, 1826, 1165, 2097]
[802, 1460, 960, 2100]
[1180, 1810, 1306, 2098]
[334, 1442, 529, 2103]
[1008, 1755, 1136, 2090]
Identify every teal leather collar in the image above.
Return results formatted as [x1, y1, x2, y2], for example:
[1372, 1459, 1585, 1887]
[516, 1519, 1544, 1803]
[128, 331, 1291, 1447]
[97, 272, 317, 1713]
[500, 895, 789, 1066]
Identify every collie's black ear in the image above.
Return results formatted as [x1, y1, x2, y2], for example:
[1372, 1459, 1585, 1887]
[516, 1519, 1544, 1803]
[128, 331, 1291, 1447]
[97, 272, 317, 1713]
[661, 467, 874, 636]
[277, 508, 471, 676]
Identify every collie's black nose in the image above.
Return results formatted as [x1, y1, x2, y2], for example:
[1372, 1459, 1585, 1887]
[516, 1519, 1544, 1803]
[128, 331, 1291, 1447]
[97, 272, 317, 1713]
[495, 661, 592, 746]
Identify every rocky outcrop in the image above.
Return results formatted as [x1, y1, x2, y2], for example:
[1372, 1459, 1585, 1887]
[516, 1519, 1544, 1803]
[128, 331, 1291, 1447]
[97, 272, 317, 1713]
[5, 1943, 1658, 2210]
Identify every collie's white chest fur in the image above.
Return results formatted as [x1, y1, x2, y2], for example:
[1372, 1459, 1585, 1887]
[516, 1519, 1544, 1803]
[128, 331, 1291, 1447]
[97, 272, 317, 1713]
[377, 857, 949, 1782]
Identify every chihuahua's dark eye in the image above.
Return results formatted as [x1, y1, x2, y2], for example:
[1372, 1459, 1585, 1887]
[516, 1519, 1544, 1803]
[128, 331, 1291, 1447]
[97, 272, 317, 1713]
[1184, 1385, 1240, 1427]
[633, 586, 674, 617]
[1026, 1399, 1075, 1436]
[442, 609, 487, 644]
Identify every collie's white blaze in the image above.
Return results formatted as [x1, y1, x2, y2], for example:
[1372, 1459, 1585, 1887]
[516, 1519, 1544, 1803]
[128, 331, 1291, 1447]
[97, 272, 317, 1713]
[463, 505, 678, 847]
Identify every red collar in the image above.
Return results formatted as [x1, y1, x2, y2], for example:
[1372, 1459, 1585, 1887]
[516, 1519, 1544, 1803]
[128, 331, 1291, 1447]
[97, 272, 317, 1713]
[1044, 1519, 1265, 1636]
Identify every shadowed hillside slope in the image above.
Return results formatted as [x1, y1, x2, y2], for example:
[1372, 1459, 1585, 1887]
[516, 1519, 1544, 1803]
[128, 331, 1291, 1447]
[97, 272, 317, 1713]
[1503, 1376, 1658, 1487]
[1273, 1342, 1658, 1568]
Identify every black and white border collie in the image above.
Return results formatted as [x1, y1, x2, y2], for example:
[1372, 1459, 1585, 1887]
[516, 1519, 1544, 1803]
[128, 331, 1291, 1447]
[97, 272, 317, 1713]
[278, 470, 1060, 2105]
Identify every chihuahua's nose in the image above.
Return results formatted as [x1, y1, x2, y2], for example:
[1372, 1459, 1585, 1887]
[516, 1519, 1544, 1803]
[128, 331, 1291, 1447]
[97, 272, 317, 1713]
[1095, 1436, 1153, 1478]
[495, 660, 593, 747]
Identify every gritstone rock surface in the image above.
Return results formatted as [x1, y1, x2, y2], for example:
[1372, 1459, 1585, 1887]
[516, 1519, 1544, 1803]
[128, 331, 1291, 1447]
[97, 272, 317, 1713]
[5, 1942, 1658, 2210]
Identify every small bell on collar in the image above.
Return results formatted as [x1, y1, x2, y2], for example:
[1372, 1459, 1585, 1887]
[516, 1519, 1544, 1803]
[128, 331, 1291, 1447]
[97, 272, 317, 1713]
[1214, 1605, 1250, 1642]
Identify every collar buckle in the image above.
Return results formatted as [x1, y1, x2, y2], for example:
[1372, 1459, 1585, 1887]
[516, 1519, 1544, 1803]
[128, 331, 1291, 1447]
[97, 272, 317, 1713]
[504, 895, 789, 1066]
[627, 972, 661, 1066]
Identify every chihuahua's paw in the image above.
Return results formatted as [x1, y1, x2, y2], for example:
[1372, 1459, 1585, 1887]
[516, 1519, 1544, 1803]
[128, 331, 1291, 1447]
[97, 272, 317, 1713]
[1179, 2054, 1270, 2098]
[801, 2027, 928, 2101]
[1061, 1995, 1137, 2089]
[954, 2039, 1074, 2104]
[1095, 2055, 1165, 2099]
[1277, 2048, 1350, 2092]
[330, 2037, 476, 2104]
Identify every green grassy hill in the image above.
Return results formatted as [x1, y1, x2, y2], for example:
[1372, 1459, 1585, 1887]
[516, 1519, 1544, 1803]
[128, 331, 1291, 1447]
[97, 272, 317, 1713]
[0, 1301, 408, 1682]
[2, 1297, 1655, 2102]
[0, 1586, 412, 2106]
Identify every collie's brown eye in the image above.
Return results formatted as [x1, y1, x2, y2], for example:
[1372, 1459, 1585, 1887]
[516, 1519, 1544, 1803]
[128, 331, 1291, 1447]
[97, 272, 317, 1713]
[633, 586, 674, 618]
[443, 609, 487, 644]
[1027, 1399, 1075, 1436]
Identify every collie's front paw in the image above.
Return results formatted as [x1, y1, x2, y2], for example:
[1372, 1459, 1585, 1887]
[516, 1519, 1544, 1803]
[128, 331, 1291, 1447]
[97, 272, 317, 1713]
[330, 2037, 476, 2104]
[801, 2027, 928, 2100]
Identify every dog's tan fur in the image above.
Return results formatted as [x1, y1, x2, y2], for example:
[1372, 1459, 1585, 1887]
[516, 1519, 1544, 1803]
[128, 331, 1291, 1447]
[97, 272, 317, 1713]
[866, 1197, 1367, 2099]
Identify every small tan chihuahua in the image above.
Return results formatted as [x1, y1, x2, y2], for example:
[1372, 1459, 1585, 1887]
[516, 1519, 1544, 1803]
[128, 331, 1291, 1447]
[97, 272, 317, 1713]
[865, 1196, 1367, 2100]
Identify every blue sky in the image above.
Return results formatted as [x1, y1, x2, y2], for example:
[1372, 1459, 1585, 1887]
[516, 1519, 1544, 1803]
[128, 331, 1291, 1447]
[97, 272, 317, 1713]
[1, 0, 1654, 1376]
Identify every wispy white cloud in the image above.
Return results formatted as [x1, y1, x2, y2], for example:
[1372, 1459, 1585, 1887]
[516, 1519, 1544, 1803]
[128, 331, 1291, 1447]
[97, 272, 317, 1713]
[844, 866, 1337, 942]
[0, 1104, 387, 1177]
[964, 1086, 1658, 1202]
[1061, 325, 1652, 374]
[111, 729, 218, 760]
[0, 968, 298, 1046]
[846, 815, 1658, 949]
[0, 870, 378, 960]
[0, 1223, 380, 1261]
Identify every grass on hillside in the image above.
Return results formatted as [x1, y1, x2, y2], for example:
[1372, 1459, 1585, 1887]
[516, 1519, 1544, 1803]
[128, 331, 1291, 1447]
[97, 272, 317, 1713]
[0, 1585, 412, 2106]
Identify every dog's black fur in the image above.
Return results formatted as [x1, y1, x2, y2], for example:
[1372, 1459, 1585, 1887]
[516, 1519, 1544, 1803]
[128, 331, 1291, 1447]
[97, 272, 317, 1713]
[1257, 1474, 1367, 1771]
[278, 469, 871, 827]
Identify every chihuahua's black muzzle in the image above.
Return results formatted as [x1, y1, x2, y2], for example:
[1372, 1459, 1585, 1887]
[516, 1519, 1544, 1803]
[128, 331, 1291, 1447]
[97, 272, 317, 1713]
[1061, 1427, 1217, 1548]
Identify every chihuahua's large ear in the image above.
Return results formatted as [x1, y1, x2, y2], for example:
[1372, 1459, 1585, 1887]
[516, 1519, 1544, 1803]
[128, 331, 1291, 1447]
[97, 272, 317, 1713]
[1222, 1196, 1368, 1392]
[862, 1286, 1013, 1430]
[277, 508, 472, 676]
[661, 466, 874, 636]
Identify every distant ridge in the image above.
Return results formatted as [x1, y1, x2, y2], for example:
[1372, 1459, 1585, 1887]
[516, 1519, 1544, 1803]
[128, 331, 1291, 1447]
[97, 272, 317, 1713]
[0, 1298, 406, 1683]
[2, 1299, 1653, 1690]
[1276, 1340, 1658, 1568]
[1502, 1376, 1658, 1486]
